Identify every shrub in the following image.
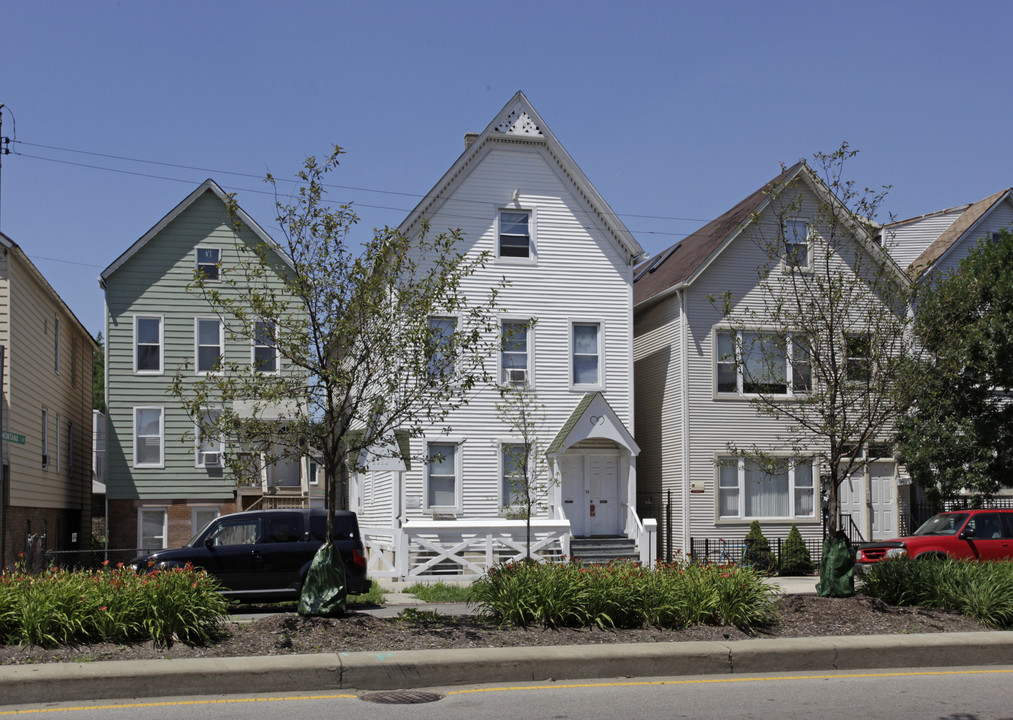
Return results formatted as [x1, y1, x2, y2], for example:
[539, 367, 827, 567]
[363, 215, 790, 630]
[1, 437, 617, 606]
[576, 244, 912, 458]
[779, 524, 814, 576]
[742, 521, 775, 573]
[470, 558, 778, 632]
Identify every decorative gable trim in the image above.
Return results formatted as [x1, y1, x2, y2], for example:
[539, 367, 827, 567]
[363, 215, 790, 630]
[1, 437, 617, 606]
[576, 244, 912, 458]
[546, 392, 639, 457]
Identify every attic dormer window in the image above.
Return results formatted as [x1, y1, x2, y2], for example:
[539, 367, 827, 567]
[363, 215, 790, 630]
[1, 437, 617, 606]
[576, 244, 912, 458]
[196, 247, 221, 281]
[499, 210, 531, 259]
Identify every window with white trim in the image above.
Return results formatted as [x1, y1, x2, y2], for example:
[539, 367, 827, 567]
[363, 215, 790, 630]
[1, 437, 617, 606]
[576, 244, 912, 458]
[426, 442, 459, 509]
[134, 315, 163, 374]
[196, 317, 223, 374]
[499, 210, 531, 259]
[716, 330, 810, 395]
[134, 407, 164, 468]
[783, 219, 811, 269]
[501, 321, 530, 385]
[846, 333, 871, 384]
[195, 409, 224, 468]
[253, 320, 279, 373]
[501, 443, 528, 509]
[191, 507, 220, 537]
[718, 457, 816, 519]
[572, 322, 601, 387]
[427, 316, 457, 379]
[138, 507, 168, 550]
[196, 247, 220, 281]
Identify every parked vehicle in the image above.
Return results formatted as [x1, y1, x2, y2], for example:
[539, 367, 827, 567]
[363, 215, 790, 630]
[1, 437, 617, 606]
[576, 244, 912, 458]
[130, 509, 370, 600]
[856, 509, 1013, 571]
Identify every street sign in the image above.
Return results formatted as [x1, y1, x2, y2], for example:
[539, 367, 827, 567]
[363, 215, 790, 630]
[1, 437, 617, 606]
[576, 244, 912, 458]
[2, 430, 24, 445]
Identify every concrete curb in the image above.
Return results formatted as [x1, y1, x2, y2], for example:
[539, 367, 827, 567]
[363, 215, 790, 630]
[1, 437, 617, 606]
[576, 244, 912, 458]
[2, 631, 1012, 705]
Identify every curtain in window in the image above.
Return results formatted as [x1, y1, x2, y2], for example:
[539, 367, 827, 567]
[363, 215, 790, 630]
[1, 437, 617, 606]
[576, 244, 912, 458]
[744, 459, 789, 517]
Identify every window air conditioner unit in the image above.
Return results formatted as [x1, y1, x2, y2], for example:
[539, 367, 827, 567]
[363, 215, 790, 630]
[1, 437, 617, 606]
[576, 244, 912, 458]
[508, 368, 527, 384]
[203, 452, 222, 468]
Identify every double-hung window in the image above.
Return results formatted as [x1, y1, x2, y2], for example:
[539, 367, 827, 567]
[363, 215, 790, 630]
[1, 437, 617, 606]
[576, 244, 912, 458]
[253, 321, 279, 373]
[572, 322, 601, 387]
[427, 316, 457, 380]
[196, 317, 223, 374]
[41, 409, 49, 468]
[501, 321, 530, 385]
[846, 333, 871, 384]
[138, 508, 168, 550]
[426, 442, 459, 510]
[196, 409, 223, 468]
[501, 443, 528, 509]
[196, 247, 220, 281]
[134, 407, 164, 468]
[499, 210, 531, 259]
[718, 457, 815, 519]
[716, 330, 810, 395]
[134, 315, 163, 374]
[783, 219, 810, 269]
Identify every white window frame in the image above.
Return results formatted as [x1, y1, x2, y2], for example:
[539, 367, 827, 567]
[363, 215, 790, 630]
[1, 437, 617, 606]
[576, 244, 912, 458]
[252, 320, 280, 374]
[191, 506, 220, 536]
[717, 456, 817, 520]
[782, 218, 811, 270]
[570, 320, 603, 389]
[54, 317, 61, 374]
[427, 315, 458, 380]
[195, 409, 224, 469]
[133, 314, 164, 375]
[497, 208, 535, 263]
[715, 328, 810, 397]
[424, 440, 462, 512]
[133, 406, 165, 468]
[195, 246, 221, 282]
[195, 316, 224, 375]
[41, 408, 49, 469]
[500, 441, 528, 510]
[845, 333, 872, 384]
[500, 319, 532, 386]
[138, 507, 168, 550]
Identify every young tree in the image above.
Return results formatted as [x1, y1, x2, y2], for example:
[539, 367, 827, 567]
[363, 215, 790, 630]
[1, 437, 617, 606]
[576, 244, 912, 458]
[92, 331, 105, 413]
[172, 148, 503, 608]
[895, 229, 1013, 502]
[496, 377, 556, 561]
[713, 145, 913, 595]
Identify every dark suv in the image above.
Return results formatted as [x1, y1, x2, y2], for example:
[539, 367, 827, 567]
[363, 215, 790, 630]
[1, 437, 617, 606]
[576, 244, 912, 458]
[130, 509, 370, 601]
[857, 509, 1013, 570]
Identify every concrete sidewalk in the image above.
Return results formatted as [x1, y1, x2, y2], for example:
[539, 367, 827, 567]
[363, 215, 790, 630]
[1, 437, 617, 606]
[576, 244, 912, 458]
[2, 631, 1012, 706]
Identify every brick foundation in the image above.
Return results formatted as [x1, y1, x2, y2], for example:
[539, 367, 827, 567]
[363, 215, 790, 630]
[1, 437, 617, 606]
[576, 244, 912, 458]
[107, 498, 238, 550]
[3, 505, 85, 568]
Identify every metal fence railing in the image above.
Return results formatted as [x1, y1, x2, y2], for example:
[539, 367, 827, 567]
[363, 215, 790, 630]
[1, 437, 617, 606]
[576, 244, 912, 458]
[689, 535, 825, 573]
[42, 548, 147, 572]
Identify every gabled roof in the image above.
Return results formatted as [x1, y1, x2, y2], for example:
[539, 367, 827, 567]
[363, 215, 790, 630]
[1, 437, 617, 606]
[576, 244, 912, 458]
[100, 178, 292, 284]
[907, 188, 1013, 279]
[398, 91, 643, 264]
[0, 231, 99, 350]
[546, 392, 639, 456]
[633, 162, 903, 309]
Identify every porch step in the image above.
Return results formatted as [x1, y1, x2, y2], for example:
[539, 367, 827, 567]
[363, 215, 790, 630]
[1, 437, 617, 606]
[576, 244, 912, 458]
[570, 537, 638, 564]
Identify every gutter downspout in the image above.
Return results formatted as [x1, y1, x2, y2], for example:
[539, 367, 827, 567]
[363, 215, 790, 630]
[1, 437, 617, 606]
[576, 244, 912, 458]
[679, 288, 691, 554]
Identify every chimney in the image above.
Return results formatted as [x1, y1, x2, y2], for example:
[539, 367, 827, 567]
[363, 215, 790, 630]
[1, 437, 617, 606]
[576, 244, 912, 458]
[464, 132, 479, 150]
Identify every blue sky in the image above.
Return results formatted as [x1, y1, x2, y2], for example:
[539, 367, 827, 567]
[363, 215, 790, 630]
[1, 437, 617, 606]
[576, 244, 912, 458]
[3, 1, 1012, 337]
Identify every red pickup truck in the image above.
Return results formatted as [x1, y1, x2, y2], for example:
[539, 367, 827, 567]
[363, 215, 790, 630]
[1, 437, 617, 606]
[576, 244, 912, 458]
[856, 509, 1013, 570]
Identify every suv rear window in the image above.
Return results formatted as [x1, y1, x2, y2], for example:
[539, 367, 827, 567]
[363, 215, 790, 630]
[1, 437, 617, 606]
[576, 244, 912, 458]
[309, 514, 360, 541]
[264, 513, 305, 543]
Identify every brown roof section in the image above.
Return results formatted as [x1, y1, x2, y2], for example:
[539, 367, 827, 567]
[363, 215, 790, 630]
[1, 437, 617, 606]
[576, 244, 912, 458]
[909, 188, 1012, 278]
[633, 163, 799, 308]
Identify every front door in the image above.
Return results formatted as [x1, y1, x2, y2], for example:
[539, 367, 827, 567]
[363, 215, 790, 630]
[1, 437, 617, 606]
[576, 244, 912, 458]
[838, 472, 864, 538]
[868, 462, 896, 541]
[559, 453, 623, 537]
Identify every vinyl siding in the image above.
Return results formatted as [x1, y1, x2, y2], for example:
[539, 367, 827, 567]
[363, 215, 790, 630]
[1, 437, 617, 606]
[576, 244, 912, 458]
[928, 203, 1013, 279]
[3, 251, 93, 511]
[396, 145, 635, 521]
[885, 213, 961, 270]
[104, 190, 293, 501]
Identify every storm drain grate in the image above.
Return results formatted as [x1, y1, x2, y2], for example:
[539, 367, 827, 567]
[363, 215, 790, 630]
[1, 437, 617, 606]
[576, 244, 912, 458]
[360, 690, 444, 704]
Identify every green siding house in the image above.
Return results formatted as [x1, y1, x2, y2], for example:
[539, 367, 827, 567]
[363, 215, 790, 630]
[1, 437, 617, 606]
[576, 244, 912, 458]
[100, 180, 315, 550]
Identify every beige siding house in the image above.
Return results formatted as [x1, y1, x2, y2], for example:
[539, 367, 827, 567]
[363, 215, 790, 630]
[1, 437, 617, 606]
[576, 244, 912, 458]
[0, 232, 96, 567]
[633, 163, 908, 559]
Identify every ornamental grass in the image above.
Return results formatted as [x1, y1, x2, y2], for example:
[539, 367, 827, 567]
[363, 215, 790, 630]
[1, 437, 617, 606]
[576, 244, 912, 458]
[470, 558, 779, 632]
[0, 562, 229, 648]
[861, 557, 1013, 629]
